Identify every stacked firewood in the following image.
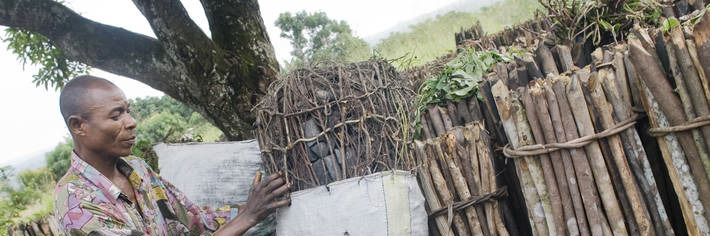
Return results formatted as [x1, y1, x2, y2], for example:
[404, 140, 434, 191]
[628, 12, 710, 235]
[7, 216, 62, 236]
[412, 108, 513, 236]
[482, 33, 681, 235]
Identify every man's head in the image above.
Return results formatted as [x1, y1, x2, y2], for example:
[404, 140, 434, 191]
[60, 75, 136, 158]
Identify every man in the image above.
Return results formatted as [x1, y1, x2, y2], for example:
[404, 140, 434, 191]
[54, 75, 290, 236]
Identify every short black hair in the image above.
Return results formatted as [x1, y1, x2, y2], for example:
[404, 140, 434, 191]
[59, 75, 117, 124]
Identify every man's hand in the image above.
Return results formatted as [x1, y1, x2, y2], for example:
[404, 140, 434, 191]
[214, 171, 290, 236]
[241, 171, 291, 222]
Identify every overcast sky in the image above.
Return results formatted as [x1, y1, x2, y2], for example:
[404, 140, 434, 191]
[0, 0, 483, 166]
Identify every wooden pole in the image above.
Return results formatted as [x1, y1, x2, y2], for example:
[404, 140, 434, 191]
[535, 42, 560, 77]
[600, 64, 674, 235]
[693, 11, 710, 81]
[511, 91, 558, 236]
[442, 134, 486, 236]
[635, 71, 709, 236]
[565, 76, 628, 235]
[629, 37, 710, 224]
[474, 124, 511, 236]
[491, 80, 547, 235]
[519, 87, 565, 236]
[428, 105, 447, 137]
[669, 26, 710, 180]
[414, 140, 455, 236]
[428, 140, 472, 236]
[532, 84, 584, 236]
[588, 73, 655, 236]
[551, 78, 606, 236]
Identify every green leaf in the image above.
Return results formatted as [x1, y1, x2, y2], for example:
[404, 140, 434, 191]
[662, 18, 680, 34]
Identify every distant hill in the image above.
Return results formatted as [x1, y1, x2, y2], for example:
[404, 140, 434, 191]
[2, 147, 51, 172]
[364, 0, 501, 44]
[372, 0, 540, 68]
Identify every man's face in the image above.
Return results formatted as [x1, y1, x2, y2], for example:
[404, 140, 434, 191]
[80, 85, 137, 158]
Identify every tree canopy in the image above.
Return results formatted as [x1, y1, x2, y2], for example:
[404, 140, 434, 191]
[275, 11, 371, 69]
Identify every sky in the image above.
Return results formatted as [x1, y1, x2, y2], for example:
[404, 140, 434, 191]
[0, 0, 478, 167]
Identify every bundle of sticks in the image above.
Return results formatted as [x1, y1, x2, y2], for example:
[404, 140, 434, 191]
[627, 12, 710, 235]
[254, 60, 415, 191]
[481, 33, 680, 235]
[412, 121, 511, 236]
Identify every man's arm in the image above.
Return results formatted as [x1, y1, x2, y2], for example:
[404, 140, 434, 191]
[212, 172, 290, 236]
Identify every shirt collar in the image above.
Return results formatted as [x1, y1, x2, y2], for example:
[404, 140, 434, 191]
[70, 151, 135, 203]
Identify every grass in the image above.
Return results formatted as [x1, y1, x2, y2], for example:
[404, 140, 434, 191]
[374, 0, 541, 68]
[16, 184, 54, 223]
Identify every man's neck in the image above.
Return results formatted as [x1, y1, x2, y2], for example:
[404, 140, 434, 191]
[74, 146, 120, 179]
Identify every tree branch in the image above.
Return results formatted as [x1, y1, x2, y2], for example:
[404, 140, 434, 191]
[199, 0, 279, 94]
[131, 0, 217, 80]
[0, 0, 177, 94]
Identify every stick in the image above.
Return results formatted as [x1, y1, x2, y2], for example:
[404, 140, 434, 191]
[635, 73, 709, 236]
[522, 56, 544, 80]
[474, 124, 510, 236]
[511, 91, 558, 236]
[693, 10, 710, 80]
[421, 113, 435, 139]
[552, 45, 575, 73]
[612, 47, 632, 106]
[428, 140, 471, 236]
[491, 80, 547, 235]
[601, 65, 674, 235]
[463, 127, 494, 236]
[551, 78, 606, 236]
[533, 84, 584, 236]
[442, 134, 485, 236]
[415, 141, 455, 236]
[439, 106, 455, 131]
[428, 105, 447, 137]
[686, 36, 710, 112]
[519, 87, 565, 236]
[588, 73, 655, 236]
[670, 26, 710, 180]
[629, 38, 710, 223]
[535, 42, 559, 77]
[566, 76, 628, 235]
[468, 96, 484, 122]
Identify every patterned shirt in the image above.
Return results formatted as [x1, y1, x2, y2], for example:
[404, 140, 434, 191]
[54, 152, 238, 236]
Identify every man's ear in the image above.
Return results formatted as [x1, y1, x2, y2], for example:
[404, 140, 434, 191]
[68, 115, 87, 136]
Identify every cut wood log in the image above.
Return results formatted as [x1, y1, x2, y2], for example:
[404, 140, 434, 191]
[535, 42, 560, 77]
[551, 78, 606, 236]
[491, 80, 547, 235]
[428, 140, 472, 236]
[442, 134, 485, 236]
[669, 26, 710, 180]
[414, 140, 454, 236]
[601, 67, 674, 236]
[428, 105, 447, 137]
[629, 37, 710, 224]
[693, 2, 710, 79]
[636, 73, 710, 236]
[510, 91, 557, 236]
[532, 84, 583, 236]
[566, 76, 628, 235]
[588, 73, 655, 236]
[519, 87, 565, 236]
[552, 45, 575, 73]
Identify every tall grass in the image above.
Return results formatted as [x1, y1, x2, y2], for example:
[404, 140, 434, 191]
[374, 0, 541, 68]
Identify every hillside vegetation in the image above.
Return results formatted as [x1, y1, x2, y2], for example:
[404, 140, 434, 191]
[374, 0, 540, 68]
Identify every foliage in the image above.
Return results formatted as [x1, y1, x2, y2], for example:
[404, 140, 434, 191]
[17, 168, 54, 189]
[45, 138, 73, 180]
[0, 166, 51, 234]
[275, 11, 372, 69]
[375, 0, 540, 68]
[2, 28, 90, 90]
[538, 0, 662, 46]
[413, 48, 522, 137]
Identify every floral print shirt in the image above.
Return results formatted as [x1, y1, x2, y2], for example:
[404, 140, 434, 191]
[54, 152, 237, 236]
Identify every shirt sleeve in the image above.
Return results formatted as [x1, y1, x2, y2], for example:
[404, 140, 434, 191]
[157, 175, 239, 235]
[54, 184, 147, 236]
